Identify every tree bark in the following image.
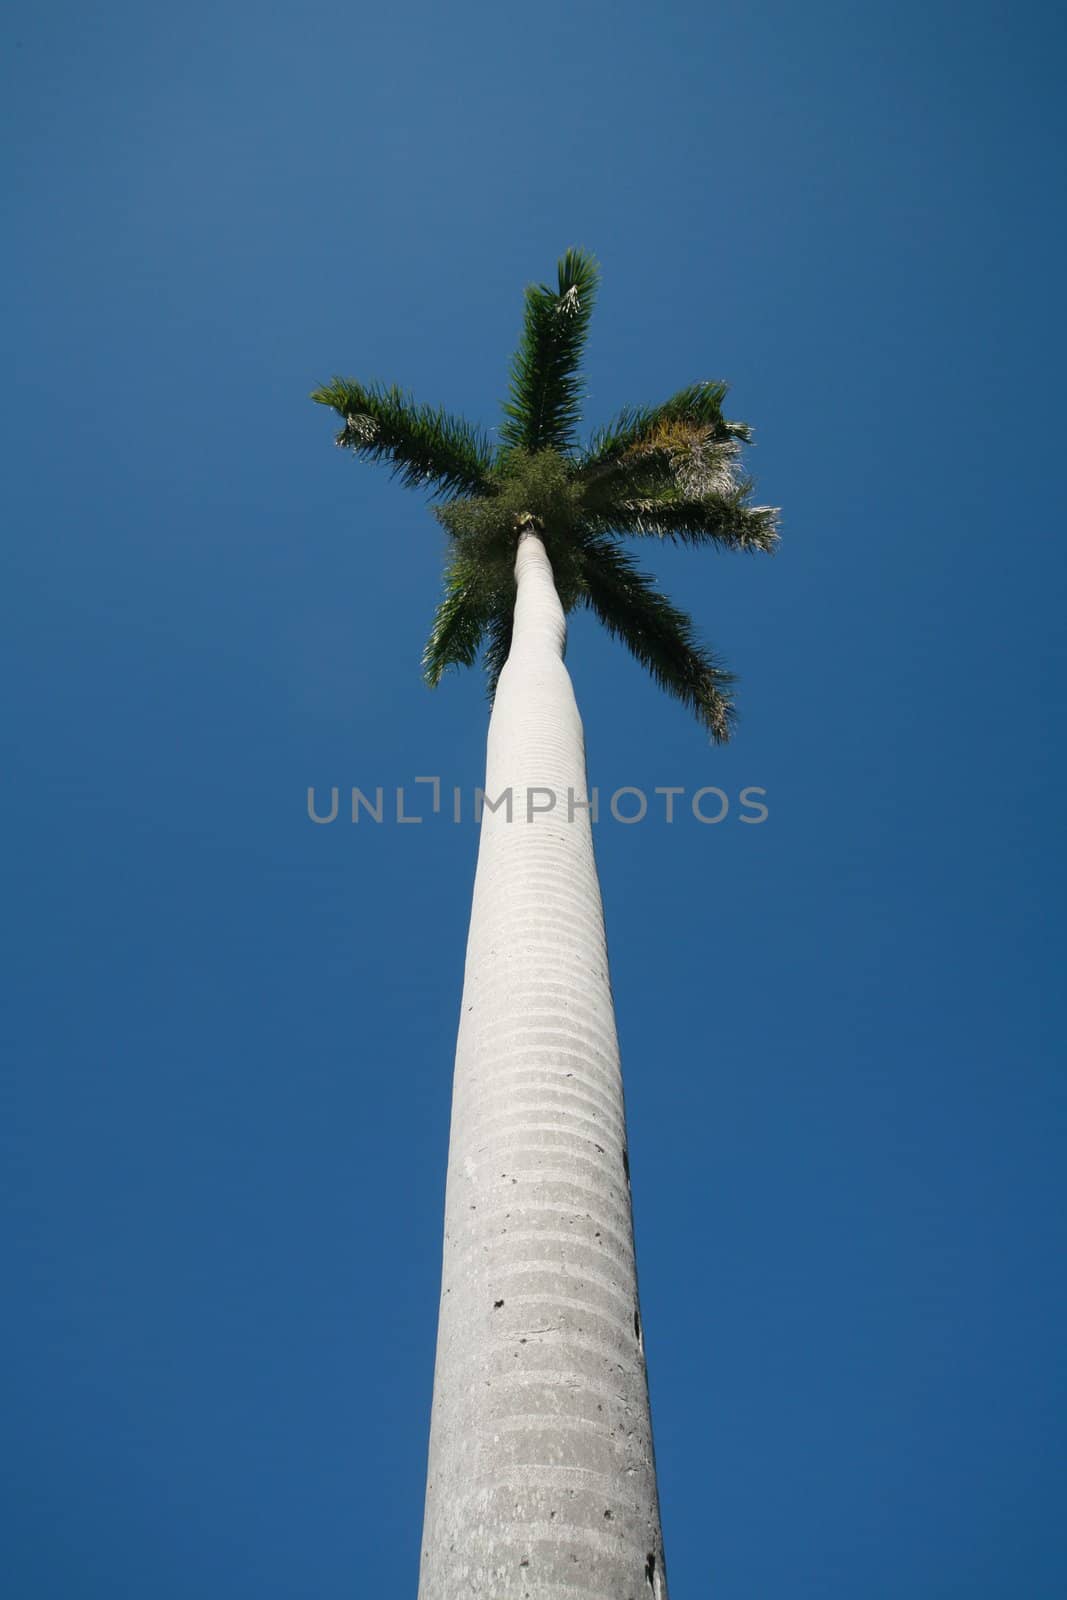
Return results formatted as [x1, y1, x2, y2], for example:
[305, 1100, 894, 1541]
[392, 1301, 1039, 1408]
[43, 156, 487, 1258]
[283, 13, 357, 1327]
[418, 530, 668, 1600]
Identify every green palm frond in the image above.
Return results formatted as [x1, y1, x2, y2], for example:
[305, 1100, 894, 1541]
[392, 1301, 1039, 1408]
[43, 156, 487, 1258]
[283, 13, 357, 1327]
[483, 606, 515, 700]
[578, 428, 743, 515]
[422, 560, 493, 686]
[500, 248, 600, 454]
[579, 382, 751, 486]
[579, 537, 736, 742]
[590, 489, 780, 553]
[312, 379, 494, 498]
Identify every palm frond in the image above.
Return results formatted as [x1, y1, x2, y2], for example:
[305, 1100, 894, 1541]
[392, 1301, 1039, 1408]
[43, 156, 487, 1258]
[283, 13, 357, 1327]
[500, 248, 600, 454]
[312, 378, 494, 498]
[590, 489, 780, 553]
[423, 560, 493, 686]
[483, 606, 515, 699]
[579, 537, 736, 742]
[579, 427, 744, 515]
[579, 382, 751, 488]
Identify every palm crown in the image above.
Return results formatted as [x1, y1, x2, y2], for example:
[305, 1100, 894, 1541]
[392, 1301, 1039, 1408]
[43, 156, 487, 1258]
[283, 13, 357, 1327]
[312, 249, 778, 742]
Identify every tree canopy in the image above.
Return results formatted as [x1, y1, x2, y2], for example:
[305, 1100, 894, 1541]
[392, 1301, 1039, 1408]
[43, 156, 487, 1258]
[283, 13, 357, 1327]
[312, 248, 778, 742]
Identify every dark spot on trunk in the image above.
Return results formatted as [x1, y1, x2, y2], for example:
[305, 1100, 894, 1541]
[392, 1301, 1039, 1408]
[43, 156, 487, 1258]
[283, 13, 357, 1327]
[493, 1299, 504, 1309]
[634, 1304, 642, 1346]
[645, 1552, 656, 1589]
[623, 1146, 630, 1181]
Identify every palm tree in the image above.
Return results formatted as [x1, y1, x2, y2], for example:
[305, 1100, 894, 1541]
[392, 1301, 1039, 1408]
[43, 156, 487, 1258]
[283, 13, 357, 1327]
[313, 249, 777, 1600]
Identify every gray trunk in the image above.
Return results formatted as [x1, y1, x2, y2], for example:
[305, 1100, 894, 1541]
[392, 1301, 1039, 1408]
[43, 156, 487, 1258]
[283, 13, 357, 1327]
[418, 530, 668, 1600]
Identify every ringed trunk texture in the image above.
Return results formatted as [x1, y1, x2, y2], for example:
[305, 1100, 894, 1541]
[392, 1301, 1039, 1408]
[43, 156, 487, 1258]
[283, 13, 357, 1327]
[418, 531, 668, 1600]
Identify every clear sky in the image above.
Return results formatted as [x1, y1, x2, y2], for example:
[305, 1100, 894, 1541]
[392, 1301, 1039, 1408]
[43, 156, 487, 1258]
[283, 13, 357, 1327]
[3, 1, 1065, 1595]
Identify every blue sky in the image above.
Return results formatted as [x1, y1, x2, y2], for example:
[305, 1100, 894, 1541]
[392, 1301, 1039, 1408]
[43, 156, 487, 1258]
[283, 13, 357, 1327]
[3, 1, 1065, 1594]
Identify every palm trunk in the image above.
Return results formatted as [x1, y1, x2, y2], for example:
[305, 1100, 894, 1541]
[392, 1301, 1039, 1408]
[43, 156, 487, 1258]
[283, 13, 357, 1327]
[418, 529, 668, 1599]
